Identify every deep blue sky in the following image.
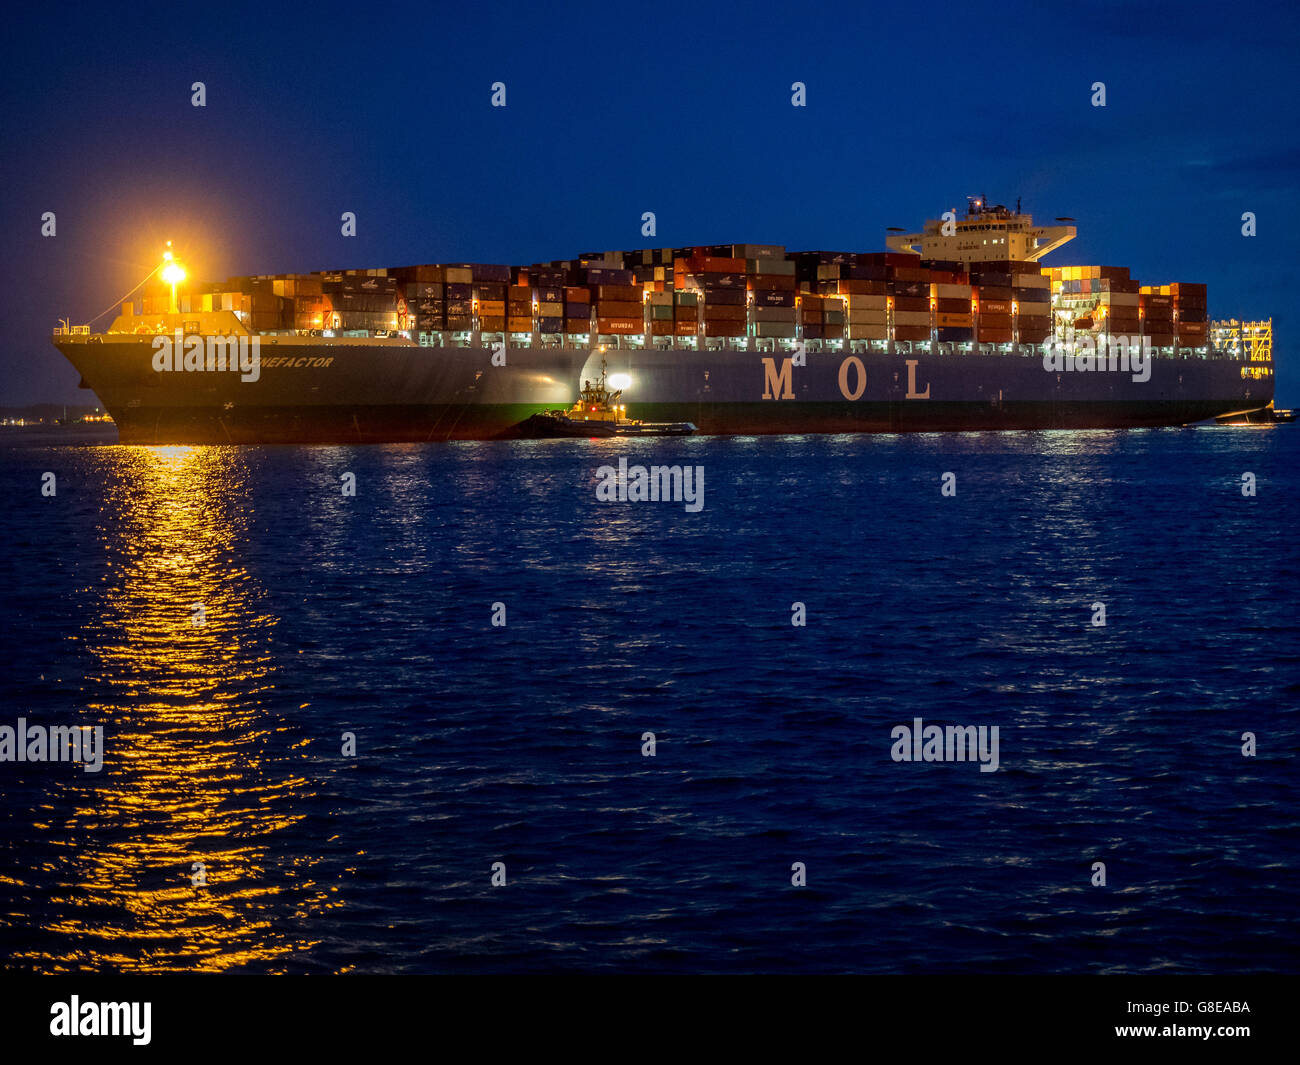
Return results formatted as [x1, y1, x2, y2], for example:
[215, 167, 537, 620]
[3, 0, 1297, 404]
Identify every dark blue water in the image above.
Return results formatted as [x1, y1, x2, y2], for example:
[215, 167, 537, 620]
[1, 428, 1296, 973]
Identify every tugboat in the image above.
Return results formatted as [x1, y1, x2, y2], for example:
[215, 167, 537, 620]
[518, 355, 697, 438]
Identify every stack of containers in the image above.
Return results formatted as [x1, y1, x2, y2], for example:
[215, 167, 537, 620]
[887, 256, 932, 342]
[673, 290, 699, 336]
[824, 254, 893, 342]
[970, 263, 1015, 344]
[928, 259, 972, 343]
[1170, 282, 1208, 348]
[444, 264, 474, 331]
[799, 291, 827, 339]
[1010, 265, 1051, 344]
[625, 248, 677, 293]
[468, 263, 510, 332]
[1095, 269, 1140, 341]
[1138, 285, 1174, 347]
[577, 264, 640, 335]
[288, 276, 330, 330]
[506, 277, 534, 335]
[677, 253, 746, 337]
[323, 274, 397, 332]
[391, 264, 445, 333]
[647, 291, 674, 336]
[532, 266, 566, 334]
[746, 248, 796, 340]
[564, 281, 591, 335]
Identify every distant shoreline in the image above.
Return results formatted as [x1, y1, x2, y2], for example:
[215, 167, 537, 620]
[0, 423, 118, 447]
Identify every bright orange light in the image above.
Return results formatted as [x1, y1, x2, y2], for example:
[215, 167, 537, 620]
[161, 262, 186, 285]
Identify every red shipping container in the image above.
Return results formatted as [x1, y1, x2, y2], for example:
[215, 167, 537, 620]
[675, 320, 698, 335]
[977, 327, 1013, 342]
[564, 286, 590, 302]
[893, 325, 930, 341]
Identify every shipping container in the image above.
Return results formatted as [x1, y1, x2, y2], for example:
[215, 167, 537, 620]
[753, 306, 797, 322]
[704, 304, 746, 321]
[848, 310, 888, 325]
[596, 318, 641, 334]
[732, 244, 785, 261]
[931, 283, 972, 300]
[849, 324, 889, 340]
[592, 300, 641, 318]
[703, 320, 745, 337]
[754, 321, 798, 338]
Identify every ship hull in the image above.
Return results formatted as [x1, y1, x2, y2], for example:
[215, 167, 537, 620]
[54, 336, 1272, 443]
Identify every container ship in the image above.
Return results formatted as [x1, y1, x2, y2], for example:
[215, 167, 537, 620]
[51, 200, 1275, 443]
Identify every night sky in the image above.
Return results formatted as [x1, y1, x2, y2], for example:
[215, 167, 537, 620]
[3, 0, 1297, 405]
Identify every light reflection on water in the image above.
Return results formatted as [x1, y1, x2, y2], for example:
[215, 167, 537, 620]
[9, 445, 336, 973]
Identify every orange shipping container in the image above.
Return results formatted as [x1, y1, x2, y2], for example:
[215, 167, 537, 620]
[507, 317, 533, 332]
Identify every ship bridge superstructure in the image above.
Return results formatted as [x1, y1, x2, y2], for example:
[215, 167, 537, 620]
[887, 197, 1076, 265]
